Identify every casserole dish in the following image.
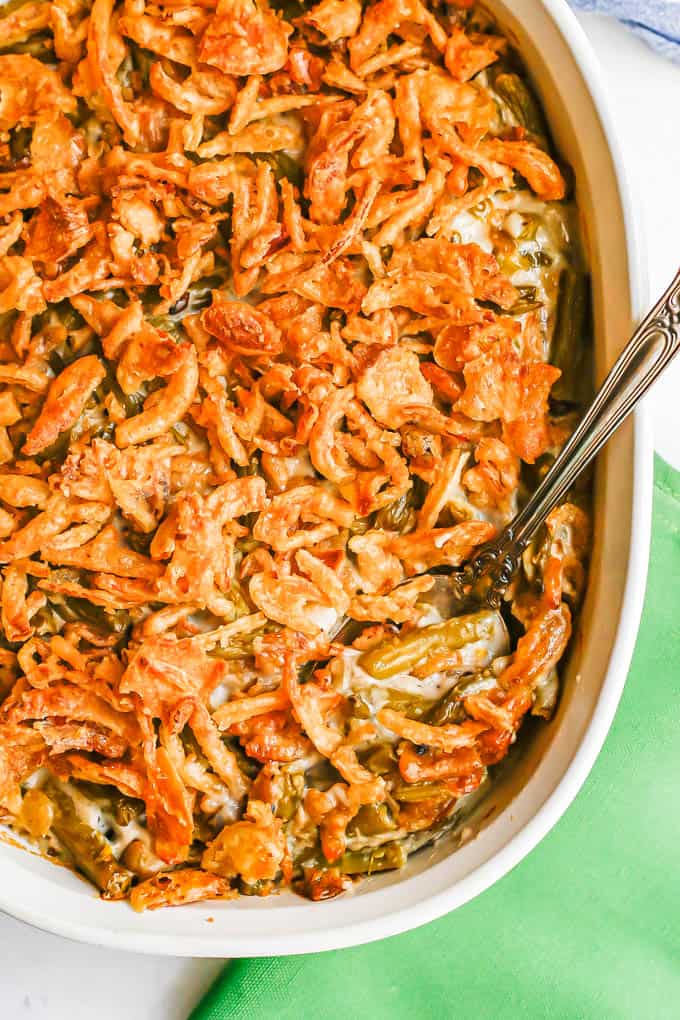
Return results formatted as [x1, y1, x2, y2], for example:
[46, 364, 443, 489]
[0, 0, 651, 954]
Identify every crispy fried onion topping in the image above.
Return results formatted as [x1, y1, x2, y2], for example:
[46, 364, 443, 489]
[0, 0, 585, 910]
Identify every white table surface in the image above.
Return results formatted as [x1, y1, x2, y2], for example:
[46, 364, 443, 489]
[1, 13, 679, 1020]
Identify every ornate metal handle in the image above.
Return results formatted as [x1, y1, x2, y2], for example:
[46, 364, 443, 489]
[471, 267, 680, 608]
[514, 267, 680, 544]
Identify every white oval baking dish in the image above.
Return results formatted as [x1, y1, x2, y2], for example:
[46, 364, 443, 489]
[0, 0, 652, 956]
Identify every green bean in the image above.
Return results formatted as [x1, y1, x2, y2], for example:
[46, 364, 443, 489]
[55, 301, 86, 333]
[129, 42, 154, 88]
[508, 284, 544, 315]
[270, 0, 310, 19]
[339, 841, 407, 875]
[77, 783, 143, 826]
[44, 780, 133, 899]
[425, 687, 465, 726]
[174, 273, 231, 318]
[115, 54, 134, 90]
[0, 0, 44, 16]
[493, 71, 548, 146]
[349, 692, 371, 720]
[0, 31, 52, 58]
[373, 491, 417, 534]
[34, 428, 73, 466]
[362, 742, 397, 775]
[303, 758, 342, 789]
[233, 580, 261, 617]
[170, 421, 189, 445]
[357, 610, 498, 680]
[108, 375, 146, 419]
[147, 314, 185, 343]
[9, 126, 31, 163]
[109, 791, 144, 826]
[257, 152, 304, 188]
[209, 617, 273, 661]
[347, 803, 397, 838]
[550, 269, 591, 405]
[209, 638, 256, 661]
[427, 672, 498, 726]
[521, 247, 553, 269]
[47, 350, 66, 375]
[223, 737, 259, 779]
[352, 688, 430, 722]
[234, 454, 261, 479]
[392, 782, 450, 803]
[30, 603, 61, 638]
[239, 878, 272, 895]
[380, 690, 432, 718]
[57, 597, 130, 635]
[292, 843, 322, 871]
[348, 516, 370, 537]
[276, 772, 304, 821]
[0, 311, 17, 342]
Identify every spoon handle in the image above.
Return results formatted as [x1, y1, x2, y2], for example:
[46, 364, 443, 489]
[469, 268, 680, 608]
[512, 266, 680, 548]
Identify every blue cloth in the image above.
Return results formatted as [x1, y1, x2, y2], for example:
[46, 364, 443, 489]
[570, 0, 680, 62]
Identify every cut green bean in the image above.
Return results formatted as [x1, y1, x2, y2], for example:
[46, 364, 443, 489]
[129, 41, 154, 88]
[392, 782, 450, 803]
[9, 126, 31, 162]
[99, 361, 145, 419]
[34, 428, 73, 465]
[257, 152, 304, 188]
[347, 803, 397, 838]
[427, 672, 499, 726]
[0, 31, 52, 57]
[373, 491, 417, 534]
[362, 742, 397, 775]
[339, 841, 407, 875]
[147, 314, 185, 343]
[425, 686, 466, 726]
[44, 780, 133, 900]
[57, 597, 130, 635]
[209, 621, 269, 661]
[358, 610, 499, 680]
[109, 791, 144, 826]
[176, 273, 231, 318]
[493, 71, 548, 145]
[270, 0, 312, 20]
[550, 270, 591, 404]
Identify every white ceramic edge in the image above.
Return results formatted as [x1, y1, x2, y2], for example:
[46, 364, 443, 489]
[0, 0, 653, 956]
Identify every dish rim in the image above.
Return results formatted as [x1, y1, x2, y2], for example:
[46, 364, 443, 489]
[0, 0, 653, 956]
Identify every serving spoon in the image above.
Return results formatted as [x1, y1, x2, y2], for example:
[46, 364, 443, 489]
[326, 267, 680, 647]
[441, 266, 680, 613]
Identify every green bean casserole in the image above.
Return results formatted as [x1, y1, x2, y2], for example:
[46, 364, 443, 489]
[0, 0, 592, 908]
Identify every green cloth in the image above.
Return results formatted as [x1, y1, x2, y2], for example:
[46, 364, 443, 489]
[191, 456, 680, 1020]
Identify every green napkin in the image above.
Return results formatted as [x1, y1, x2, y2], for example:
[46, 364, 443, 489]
[191, 456, 680, 1020]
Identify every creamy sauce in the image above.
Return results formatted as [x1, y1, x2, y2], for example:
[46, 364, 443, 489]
[448, 209, 493, 250]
